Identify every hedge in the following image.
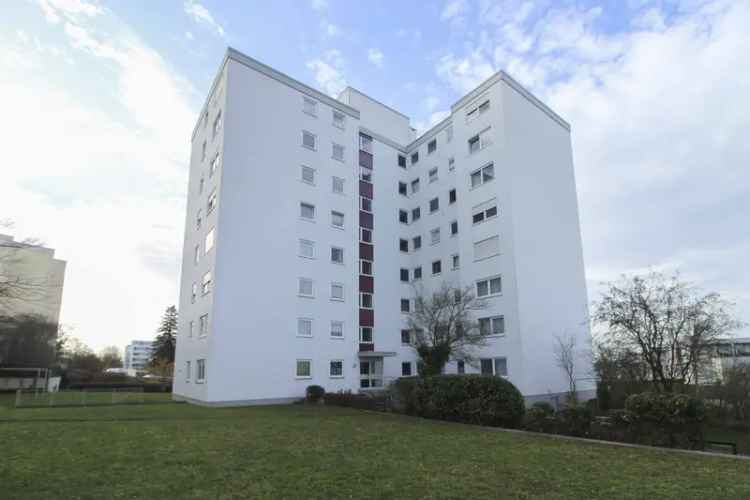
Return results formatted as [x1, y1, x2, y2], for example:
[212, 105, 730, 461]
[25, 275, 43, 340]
[398, 375, 525, 429]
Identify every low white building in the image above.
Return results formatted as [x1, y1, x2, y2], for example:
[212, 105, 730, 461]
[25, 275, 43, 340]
[123, 340, 154, 371]
[173, 48, 594, 406]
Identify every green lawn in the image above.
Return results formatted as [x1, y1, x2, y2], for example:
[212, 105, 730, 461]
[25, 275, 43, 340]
[1, 397, 749, 499]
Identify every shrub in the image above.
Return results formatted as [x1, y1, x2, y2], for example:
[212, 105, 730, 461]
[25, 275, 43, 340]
[409, 375, 525, 429]
[624, 392, 706, 448]
[524, 401, 556, 433]
[531, 401, 555, 417]
[305, 385, 325, 403]
[390, 377, 419, 414]
[323, 390, 385, 411]
[556, 405, 593, 437]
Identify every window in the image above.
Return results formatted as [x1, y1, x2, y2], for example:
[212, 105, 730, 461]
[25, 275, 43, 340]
[299, 239, 315, 258]
[332, 142, 345, 161]
[400, 299, 411, 312]
[302, 130, 316, 150]
[481, 357, 507, 377]
[476, 276, 502, 297]
[457, 360, 465, 374]
[361, 197, 372, 212]
[474, 235, 500, 261]
[412, 236, 422, 250]
[332, 110, 345, 129]
[331, 283, 344, 301]
[449, 189, 457, 204]
[301, 165, 315, 184]
[399, 210, 409, 224]
[399, 239, 409, 252]
[413, 266, 422, 280]
[201, 271, 212, 295]
[411, 207, 421, 222]
[466, 96, 490, 122]
[303, 96, 317, 116]
[429, 197, 439, 213]
[429, 168, 438, 183]
[400, 268, 409, 282]
[196, 209, 202, 229]
[191, 283, 197, 303]
[411, 152, 419, 164]
[468, 128, 493, 154]
[330, 360, 344, 378]
[196, 359, 206, 382]
[296, 359, 312, 378]
[194, 245, 200, 265]
[186, 360, 191, 381]
[479, 316, 505, 336]
[470, 163, 495, 188]
[331, 246, 344, 264]
[360, 293, 373, 308]
[402, 362, 413, 376]
[360, 327, 373, 343]
[331, 321, 343, 338]
[198, 176, 204, 194]
[297, 318, 313, 337]
[450, 220, 458, 235]
[332, 176, 344, 194]
[331, 211, 345, 228]
[445, 125, 453, 143]
[189, 320, 194, 338]
[360, 228, 372, 243]
[360, 260, 373, 276]
[300, 202, 315, 220]
[452, 254, 460, 269]
[205, 228, 215, 253]
[360, 167, 373, 182]
[398, 154, 407, 168]
[472, 200, 498, 224]
[448, 157, 455, 171]
[207, 189, 217, 214]
[401, 330, 411, 344]
[212, 111, 222, 139]
[210, 151, 221, 176]
[415, 297, 424, 313]
[398, 182, 408, 196]
[411, 178, 420, 194]
[359, 133, 373, 153]
[298, 278, 313, 297]
[430, 228, 440, 245]
[432, 260, 442, 275]
[427, 139, 437, 154]
[201, 140, 207, 162]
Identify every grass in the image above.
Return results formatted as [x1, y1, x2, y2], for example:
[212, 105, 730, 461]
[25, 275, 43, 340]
[1, 397, 749, 499]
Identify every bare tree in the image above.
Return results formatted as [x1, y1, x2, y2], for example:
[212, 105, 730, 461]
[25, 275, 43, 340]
[554, 333, 577, 405]
[99, 346, 123, 369]
[593, 271, 742, 392]
[0, 221, 51, 309]
[406, 283, 489, 376]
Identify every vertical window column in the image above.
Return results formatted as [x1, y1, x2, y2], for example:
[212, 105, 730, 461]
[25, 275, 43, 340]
[359, 133, 374, 352]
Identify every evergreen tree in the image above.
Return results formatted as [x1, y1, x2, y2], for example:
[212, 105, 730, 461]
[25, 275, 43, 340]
[150, 305, 177, 365]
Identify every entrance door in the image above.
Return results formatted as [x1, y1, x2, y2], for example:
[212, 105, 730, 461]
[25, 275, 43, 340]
[359, 358, 383, 389]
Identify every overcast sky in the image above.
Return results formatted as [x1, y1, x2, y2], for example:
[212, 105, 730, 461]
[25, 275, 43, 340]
[1, 0, 748, 351]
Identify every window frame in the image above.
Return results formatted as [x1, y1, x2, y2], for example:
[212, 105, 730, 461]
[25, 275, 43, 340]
[476, 275, 502, 298]
[303, 96, 318, 117]
[299, 239, 315, 259]
[332, 110, 345, 129]
[329, 359, 344, 378]
[298, 277, 314, 298]
[331, 210, 345, 229]
[429, 167, 438, 183]
[332, 176, 345, 194]
[300, 202, 316, 221]
[196, 359, 206, 383]
[297, 317, 313, 338]
[432, 260, 442, 276]
[296, 359, 312, 379]
[302, 130, 317, 150]
[332, 142, 345, 162]
[301, 165, 316, 185]
[330, 321, 344, 339]
[330, 282, 345, 301]
[429, 197, 439, 213]
[330, 246, 344, 265]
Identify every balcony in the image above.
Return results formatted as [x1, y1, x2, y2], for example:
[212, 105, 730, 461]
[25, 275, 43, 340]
[359, 242, 374, 261]
[359, 275, 374, 293]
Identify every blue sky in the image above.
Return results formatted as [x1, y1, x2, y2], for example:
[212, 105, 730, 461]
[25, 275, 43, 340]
[1, 0, 748, 350]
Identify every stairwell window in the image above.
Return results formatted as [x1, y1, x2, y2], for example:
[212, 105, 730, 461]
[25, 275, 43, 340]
[191, 283, 197, 303]
[360, 260, 373, 276]
[401, 330, 412, 344]
[201, 271, 212, 295]
[298, 278, 314, 297]
[196, 359, 206, 382]
[448, 157, 455, 171]
[186, 360, 191, 381]
[302, 130, 316, 150]
[360, 327, 373, 343]
[359, 133, 373, 153]
[360, 293, 373, 308]
[303, 96, 317, 116]
[361, 197, 372, 212]
[470, 163, 495, 188]
[196, 209, 202, 229]
[360, 228, 372, 243]
[476, 276, 502, 298]
[296, 359, 312, 378]
[189, 320, 194, 338]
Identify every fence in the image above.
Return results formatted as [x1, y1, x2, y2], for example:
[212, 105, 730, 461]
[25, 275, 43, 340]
[15, 388, 149, 408]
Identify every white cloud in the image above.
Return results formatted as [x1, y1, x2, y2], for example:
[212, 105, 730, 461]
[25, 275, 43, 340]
[36, 0, 103, 24]
[321, 21, 340, 38]
[183, 1, 226, 40]
[311, 0, 328, 11]
[413, 110, 450, 135]
[185, 31, 194, 40]
[367, 47, 384, 68]
[441, 0, 469, 23]
[306, 49, 347, 96]
[435, 50, 495, 94]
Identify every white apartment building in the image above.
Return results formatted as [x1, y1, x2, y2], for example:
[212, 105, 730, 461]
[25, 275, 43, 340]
[173, 48, 594, 406]
[124, 340, 155, 371]
[0, 233, 66, 327]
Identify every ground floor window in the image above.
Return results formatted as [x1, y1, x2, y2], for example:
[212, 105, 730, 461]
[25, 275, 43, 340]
[196, 359, 206, 382]
[401, 361, 412, 376]
[330, 360, 343, 378]
[296, 359, 312, 378]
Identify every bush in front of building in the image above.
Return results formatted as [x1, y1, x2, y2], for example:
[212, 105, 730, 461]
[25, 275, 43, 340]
[623, 392, 706, 448]
[407, 374, 526, 429]
[323, 390, 387, 410]
[305, 385, 325, 403]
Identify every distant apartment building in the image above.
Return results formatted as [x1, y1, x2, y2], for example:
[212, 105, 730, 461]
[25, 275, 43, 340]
[173, 48, 594, 406]
[0, 233, 66, 327]
[700, 337, 750, 383]
[124, 340, 155, 371]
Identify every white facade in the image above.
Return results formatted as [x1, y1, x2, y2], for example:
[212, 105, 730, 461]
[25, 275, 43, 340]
[124, 340, 154, 371]
[173, 48, 594, 406]
[0, 233, 66, 327]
